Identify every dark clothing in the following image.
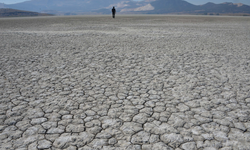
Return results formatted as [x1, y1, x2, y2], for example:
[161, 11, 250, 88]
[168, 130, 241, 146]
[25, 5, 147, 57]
[112, 7, 116, 18]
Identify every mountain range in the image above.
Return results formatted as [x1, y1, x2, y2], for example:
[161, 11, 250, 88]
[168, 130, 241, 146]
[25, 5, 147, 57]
[0, 8, 52, 17]
[0, 0, 250, 15]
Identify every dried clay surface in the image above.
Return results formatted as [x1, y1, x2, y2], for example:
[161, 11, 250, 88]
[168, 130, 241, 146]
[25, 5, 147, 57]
[0, 15, 250, 150]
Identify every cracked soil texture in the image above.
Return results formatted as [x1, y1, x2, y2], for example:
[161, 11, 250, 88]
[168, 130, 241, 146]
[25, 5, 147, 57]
[0, 15, 250, 150]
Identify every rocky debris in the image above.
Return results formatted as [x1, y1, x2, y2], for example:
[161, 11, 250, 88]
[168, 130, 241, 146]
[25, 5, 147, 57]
[0, 15, 250, 149]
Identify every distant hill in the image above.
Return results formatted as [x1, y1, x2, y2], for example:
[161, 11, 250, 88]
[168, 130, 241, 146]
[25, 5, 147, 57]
[0, 8, 53, 17]
[2, 0, 125, 15]
[1, 0, 250, 15]
[148, 0, 198, 14]
[95, 0, 250, 15]
[197, 2, 250, 14]
[130, 0, 250, 15]
[0, 3, 5, 8]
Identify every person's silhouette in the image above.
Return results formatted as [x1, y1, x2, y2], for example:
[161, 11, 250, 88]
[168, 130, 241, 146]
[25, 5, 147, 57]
[112, 6, 116, 18]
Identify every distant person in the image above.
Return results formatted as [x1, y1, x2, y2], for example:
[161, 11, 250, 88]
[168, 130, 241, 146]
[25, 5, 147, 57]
[112, 6, 116, 18]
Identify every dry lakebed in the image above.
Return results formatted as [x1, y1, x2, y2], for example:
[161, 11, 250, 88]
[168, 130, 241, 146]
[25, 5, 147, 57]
[0, 15, 250, 150]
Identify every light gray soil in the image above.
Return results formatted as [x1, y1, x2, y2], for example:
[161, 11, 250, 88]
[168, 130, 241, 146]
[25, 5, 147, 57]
[0, 15, 250, 150]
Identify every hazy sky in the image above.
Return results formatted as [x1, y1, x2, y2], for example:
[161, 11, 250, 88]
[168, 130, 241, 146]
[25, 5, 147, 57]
[1, 0, 250, 5]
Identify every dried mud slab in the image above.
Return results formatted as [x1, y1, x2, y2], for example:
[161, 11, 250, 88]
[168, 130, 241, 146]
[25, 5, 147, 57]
[0, 15, 250, 149]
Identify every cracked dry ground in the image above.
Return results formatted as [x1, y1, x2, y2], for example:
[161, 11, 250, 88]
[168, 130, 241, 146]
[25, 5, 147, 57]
[0, 15, 250, 150]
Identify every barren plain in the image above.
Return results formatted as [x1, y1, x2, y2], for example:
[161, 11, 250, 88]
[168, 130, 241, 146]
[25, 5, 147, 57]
[0, 15, 250, 150]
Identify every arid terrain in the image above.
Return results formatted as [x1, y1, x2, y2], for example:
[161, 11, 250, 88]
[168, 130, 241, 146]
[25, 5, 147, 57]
[0, 15, 250, 150]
